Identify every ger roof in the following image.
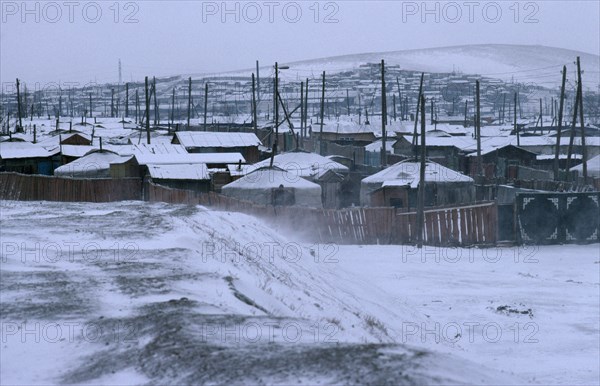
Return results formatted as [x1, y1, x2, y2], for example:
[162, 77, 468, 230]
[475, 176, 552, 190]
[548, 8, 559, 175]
[363, 160, 473, 188]
[250, 151, 348, 179]
[223, 167, 321, 190]
[174, 132, 261, 148]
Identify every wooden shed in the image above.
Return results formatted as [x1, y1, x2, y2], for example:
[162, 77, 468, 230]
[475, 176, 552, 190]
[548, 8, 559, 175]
[0, 141, 59, 175]
[361, 160, 475, 208]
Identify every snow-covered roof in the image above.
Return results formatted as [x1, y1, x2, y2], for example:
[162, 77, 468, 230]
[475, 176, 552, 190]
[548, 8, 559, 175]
[132, 152, 245, 165]
[54, 151, 133, 177]
[60, 145, 98, 158]
[223, 167, 321, 190]
[37, 132, 91, 149]
[537, 154, 582, 160]
[363, 160, 473, 188]
[174, 132, 261, 148]
[147, 164, 210, 180]
[570, 154, 600, 177]
[399, 135, 477, 151]
[249, 151, 348, 179]
[466, 144, 537, 157]
[115, 143, 188, 156]
[0, 141, 59, 159]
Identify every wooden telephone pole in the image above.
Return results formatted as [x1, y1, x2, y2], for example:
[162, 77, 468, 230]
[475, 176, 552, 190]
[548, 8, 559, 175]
[171, 87, 175, 130]
[111, 88, 115, 118]
[274, 62, 279, 145]
[204, 83, 209, 130]
[145, 76, 151, 144]
[416, 94, 427, 249]
[125, 83, 129, 117]
[16, 78, 23, 132]
[412, 73, 424, 147]
[300, 81, 305, 140]
[553, 66, 567, 181]
[576, 56, 588, 183]
[319, 71, 326, 155]
[135, 89, 139, 124]
[381, 60, 387, 167]
[476, 80, 482, 177]
[304, 78, 309, 136]
[187, 77, 192, 129]
[514, 92, 520, 146]
[566, 79, 581, 177]
[252, 73, 258, 135]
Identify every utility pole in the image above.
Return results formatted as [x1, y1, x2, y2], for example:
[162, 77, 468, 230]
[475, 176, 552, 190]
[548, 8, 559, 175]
[135, 89, 139, 124]
[416, 94, 426, 249]
[256, 60, 260, 101]
[300, 81, 304, 140]
[16, 78, 23, 132]
[145, 76, 151, 144]
[319, 71, 326, 155]
[412, 73, 424, 148]
[252, 73, 258, 135]
[393, 94, 397, 121]
[381, 59, 387, 167]
[304, 78, 309, 137]
[153, 77, 159, 125]
[171, 87, 175, 130]
[111, 88, 115, 117]
[515, 92, 520, 146]
[501, 94, 506, 124]
[187, 77, 192, 129]
[125, 83, 129, 118]
[553, 65, 567, 181]
[576, 56, 587, 184]
[464, 100, 468, 127]
[476, 80, 482, 177]
[274, 62, 279, 145]
[204, 83, 208, 130]
[566, 80, 581, 177]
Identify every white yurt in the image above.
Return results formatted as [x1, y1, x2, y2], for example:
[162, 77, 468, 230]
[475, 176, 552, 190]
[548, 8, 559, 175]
[221, 166, 323, 208]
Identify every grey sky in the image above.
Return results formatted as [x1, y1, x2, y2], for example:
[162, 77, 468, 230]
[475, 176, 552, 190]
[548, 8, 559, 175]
[1, 0, 599, 85]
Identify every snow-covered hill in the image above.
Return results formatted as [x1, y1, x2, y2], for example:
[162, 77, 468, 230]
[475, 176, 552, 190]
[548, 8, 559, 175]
[220, 44, 599, 89]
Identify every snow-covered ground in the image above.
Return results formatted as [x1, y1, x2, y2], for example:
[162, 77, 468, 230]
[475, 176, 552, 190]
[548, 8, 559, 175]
[0, 201, 598, 385]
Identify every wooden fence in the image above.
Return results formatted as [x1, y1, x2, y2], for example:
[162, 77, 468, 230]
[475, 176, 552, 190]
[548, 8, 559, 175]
[0, 173, 497, 246]
[147, 182, 497, 246]
[0, 173, 142, 202]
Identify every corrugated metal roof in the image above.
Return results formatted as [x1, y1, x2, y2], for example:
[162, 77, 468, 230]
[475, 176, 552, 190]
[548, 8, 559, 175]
[133, 152, 245, 165]
[147, 164, 210, 180]
[174, 132, 261, 148]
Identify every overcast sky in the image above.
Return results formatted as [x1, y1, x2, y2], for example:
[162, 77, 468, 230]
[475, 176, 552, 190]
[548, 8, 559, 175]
[1, 0, 599, 85]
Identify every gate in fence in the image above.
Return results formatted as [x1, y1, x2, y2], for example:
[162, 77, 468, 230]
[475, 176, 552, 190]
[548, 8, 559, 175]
[516, 192, 600, 244]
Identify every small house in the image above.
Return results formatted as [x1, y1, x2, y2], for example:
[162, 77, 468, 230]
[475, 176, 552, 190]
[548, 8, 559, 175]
[467, 144, 537, 179]
[361, 160, 475, 208]
[0, 141, 59, 175]
[54, 150, 138, 178]
[147, 164, 211, 192]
